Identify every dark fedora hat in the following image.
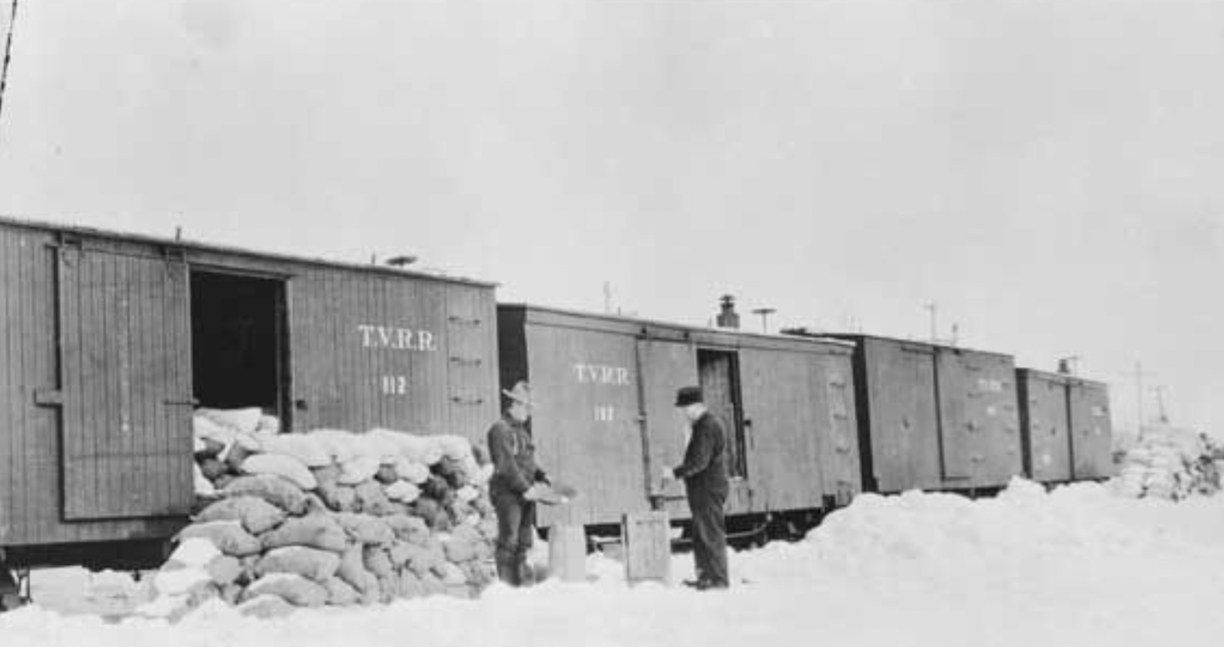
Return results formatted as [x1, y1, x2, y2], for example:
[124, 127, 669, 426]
[674, 386, 703, 407]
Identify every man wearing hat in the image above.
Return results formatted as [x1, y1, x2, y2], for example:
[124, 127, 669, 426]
[487, 380, 551, 586]
[661, 385, 730, 590]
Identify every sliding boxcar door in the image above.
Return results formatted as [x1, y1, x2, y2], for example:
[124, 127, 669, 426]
[58, 246, 194, 519]
[1070, 382, 1114, 480]
[635, 337, 697, 501]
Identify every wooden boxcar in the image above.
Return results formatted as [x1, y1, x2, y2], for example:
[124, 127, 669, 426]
[0, 217, 498, 570]
[1016, 368, 1114, 482]
[815, 334, 1024, 493]
[497, 304, 861, 529]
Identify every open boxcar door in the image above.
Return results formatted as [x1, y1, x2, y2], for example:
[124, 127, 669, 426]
[56, 244, 195, 520]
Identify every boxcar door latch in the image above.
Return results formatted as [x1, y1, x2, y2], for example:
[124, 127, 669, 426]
[33, 388, 64, 407]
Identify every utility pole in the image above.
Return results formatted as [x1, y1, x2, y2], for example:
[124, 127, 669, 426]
[924, 301, 938, 343]
[1122, 362, 1156, 439]
[751, 307, 776, 334]
[602, 282, 612, 314]
[1149, 385, 1170, 424]
[0, 0, 18, 143]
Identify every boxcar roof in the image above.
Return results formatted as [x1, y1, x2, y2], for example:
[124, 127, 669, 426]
[1017, 366, 1109, 389]
[501, 302, 856, 353]
[800, 331, 1016, 360]
[0, 214, 497, 288]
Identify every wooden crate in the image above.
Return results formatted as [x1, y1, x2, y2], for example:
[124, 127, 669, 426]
[622, 511, 671, 584]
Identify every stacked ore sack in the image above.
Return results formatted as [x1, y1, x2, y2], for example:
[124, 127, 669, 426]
[145, 408, 500, 619]
[1114, 424, 1224, 500]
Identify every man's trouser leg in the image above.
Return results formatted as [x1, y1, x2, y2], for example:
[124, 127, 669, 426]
[493, 490, 525, 586]
[514, 501, 537, 586]
[687, 488, 709, 583]
[691, 488, 729, 587]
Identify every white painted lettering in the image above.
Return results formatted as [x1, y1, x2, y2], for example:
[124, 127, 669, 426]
[358, 325, 376, 348]
[572, 363, 632, 386]
[356, 323, 438, 352]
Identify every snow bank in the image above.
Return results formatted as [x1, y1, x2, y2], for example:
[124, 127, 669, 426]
[9, 479, 1224, 647]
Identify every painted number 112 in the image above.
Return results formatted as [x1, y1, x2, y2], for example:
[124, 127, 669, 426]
[381, 375, 407, 395]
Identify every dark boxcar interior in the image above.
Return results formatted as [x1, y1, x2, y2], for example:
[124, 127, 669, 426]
[190, 271, 287, 418]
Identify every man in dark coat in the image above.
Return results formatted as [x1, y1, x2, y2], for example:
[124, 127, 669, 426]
[662, 385, 730, 590]
[486, 380, 550, 586]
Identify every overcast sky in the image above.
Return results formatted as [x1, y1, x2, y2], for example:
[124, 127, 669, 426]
[1, 0, 1221, 436]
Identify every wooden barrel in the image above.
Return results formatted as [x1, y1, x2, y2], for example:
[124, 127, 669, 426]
[547, 524, 587, 583]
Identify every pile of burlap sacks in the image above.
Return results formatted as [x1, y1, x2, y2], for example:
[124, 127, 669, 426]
[139, 407, 500, 620]
[1113, 424, 1224, 500]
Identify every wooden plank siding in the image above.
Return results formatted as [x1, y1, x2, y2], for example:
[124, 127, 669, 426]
[1069, 380, 1114, 480]
[0, 218, 498, 549]
[833, 335, 1023, 493]
[283, 268, 496, 442]
[58, 249, 195, 520]
[1016, 369, 1074, 483]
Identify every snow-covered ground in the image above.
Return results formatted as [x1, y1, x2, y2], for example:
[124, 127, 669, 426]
[4, 479, 1223, 647]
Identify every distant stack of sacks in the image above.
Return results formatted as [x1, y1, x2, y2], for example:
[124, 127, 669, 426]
[1113, 425, 1223, 500]
[147, 408, 498, 619]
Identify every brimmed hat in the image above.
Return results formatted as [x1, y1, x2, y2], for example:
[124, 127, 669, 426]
[502, 381, 537, 408]
[674, 386, 703, 407]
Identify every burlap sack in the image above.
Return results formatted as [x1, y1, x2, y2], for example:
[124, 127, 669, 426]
[237, 593, 298, 618]
[195, 496, 286, 535]
[242, 454, 318, 490]
[335, 545, 380, 602]
[385, 514, 429, 544]
[354, 481, 396, 516]
[177, 520, 262, 557]
[333, 513, 395, 546]
[221, 475, 309, 515]
[323, 577, 360, 606]
[243, 574, 328, 608]
[256, 546, 341, 582]
[261, 515, 348, 553]
[259, 434, 332, 468]
[362, 545, 395, 580]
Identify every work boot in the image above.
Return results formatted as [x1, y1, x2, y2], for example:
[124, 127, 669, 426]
[514, 550, 534, 587]
[495, 549, 520, 587]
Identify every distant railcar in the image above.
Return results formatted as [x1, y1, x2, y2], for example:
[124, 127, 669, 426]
[497, 304, 861, 529]
[0, 216, 498, 574]
[1016, 369, 1114, 482]
[799, 334, 1025, 493]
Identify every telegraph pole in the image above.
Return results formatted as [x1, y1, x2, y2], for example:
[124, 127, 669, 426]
[1123, 362, 1156, 439]
[1149, 385, 1170, 424]
[751, 307, 776, 334]
[924, 302, 938, 343]
[0, 0, 19, 141]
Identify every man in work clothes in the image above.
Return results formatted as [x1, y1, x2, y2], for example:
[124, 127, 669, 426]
[487, 380, 551, 587]
[662, 386, 730, 590]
